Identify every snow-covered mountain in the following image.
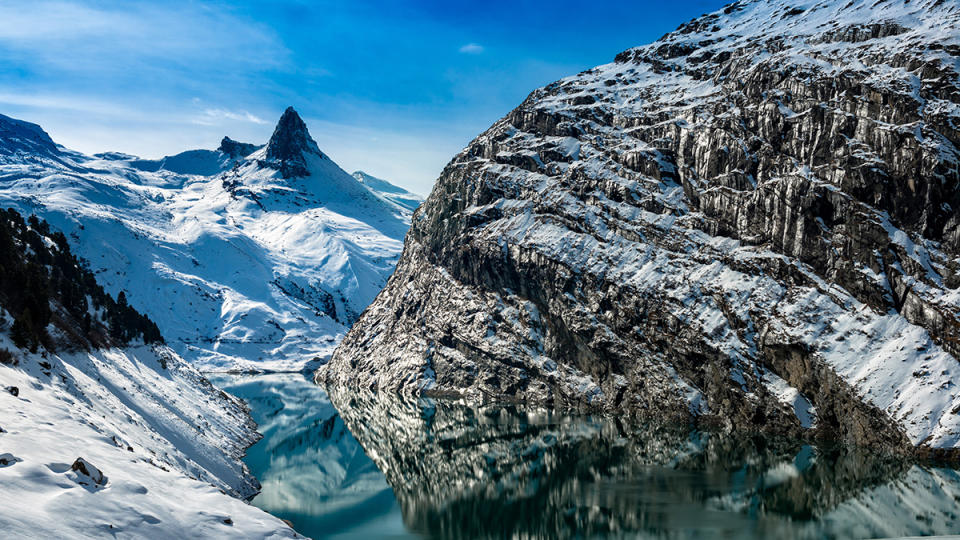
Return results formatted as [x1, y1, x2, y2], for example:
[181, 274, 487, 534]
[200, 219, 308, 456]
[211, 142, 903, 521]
[0, 345, 297, 538]
[0, 107, 421, 372]
[321, 0, 960, 457]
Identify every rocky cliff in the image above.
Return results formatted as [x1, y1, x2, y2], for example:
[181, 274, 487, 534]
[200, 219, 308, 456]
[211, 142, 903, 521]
[320, 0, 960, 455]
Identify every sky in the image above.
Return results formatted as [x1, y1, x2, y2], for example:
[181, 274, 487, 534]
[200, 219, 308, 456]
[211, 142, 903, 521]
[0, 0, 728, 195]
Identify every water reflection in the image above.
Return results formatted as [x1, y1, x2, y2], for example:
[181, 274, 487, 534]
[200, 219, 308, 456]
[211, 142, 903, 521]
[210, 373, 414, 539]
[215, 373, 960, 539]
[326, 385, 960, 540]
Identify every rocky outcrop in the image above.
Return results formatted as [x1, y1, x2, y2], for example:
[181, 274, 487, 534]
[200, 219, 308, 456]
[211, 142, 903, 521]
[320, 0, 960, 455]
[217, 137, 261, 159]
[70, 457, 108, 489]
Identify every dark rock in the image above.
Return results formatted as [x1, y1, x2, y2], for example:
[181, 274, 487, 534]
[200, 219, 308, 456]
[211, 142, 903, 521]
[6, 386, 18, 397]
[71, 457, 108, 488]
[217, 137, 261, 159]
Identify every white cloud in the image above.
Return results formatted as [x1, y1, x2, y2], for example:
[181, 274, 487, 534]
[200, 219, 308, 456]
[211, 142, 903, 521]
[194, 108, 267, 126]
[458, 43, 484, 54]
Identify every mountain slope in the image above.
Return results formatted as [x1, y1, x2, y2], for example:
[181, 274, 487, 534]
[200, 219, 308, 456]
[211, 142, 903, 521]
[0, 107, 414, 371]
[321, 0, 960, 456]
[0, 211, 294, 538]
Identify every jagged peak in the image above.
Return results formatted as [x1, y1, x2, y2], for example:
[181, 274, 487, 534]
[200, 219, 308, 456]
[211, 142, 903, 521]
[260, 107, 325, 178]
[266, 107, 322, 160]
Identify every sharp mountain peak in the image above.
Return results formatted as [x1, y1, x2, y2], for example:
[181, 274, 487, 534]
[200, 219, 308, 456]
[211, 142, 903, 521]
[266, 107, 323, 160]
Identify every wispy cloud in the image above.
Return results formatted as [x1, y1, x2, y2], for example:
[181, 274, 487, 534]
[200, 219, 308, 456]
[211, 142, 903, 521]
[458, 43, 484, 54]
[193, 108, 267, 126]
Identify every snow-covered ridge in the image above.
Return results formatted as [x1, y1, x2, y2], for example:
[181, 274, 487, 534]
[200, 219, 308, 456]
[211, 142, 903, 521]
[352, 171, 424, 212]
[0, 107, 422, 372]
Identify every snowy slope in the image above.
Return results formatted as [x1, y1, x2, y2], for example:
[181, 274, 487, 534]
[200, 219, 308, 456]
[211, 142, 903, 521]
[352, 171, 423, 212]
[0, 339, 297, 538]
[0, 108, 415, 372]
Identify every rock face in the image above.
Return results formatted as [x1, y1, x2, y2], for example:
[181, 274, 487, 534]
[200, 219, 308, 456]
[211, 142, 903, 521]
[217, 136, 261, 159]
[321, 0, 960, 455]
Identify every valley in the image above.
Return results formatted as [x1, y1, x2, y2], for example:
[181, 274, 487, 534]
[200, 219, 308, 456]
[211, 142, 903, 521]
[0, 0, 958, 538]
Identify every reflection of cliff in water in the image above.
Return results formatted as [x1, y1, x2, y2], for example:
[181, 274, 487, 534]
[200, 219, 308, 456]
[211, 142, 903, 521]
[327, 385, 960, 539]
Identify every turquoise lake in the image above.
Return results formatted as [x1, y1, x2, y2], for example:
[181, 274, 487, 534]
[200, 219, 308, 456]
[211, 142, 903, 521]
[213, 373, 960, 539]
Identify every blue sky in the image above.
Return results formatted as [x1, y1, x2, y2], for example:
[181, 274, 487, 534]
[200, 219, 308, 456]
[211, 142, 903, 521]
[0, 0, 727, 195]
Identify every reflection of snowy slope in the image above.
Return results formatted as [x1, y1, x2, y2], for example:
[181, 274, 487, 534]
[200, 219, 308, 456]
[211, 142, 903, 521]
[0, 109, 421, 371]
[213, 373, 407, 539]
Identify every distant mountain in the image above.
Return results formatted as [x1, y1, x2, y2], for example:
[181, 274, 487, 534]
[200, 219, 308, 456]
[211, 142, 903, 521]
[0, 107, 414, 371]
[352, 171, 423, 212]
[102, 136, 263, 177]
[321, 0, 960, 457]
[0, 113, 59, 158]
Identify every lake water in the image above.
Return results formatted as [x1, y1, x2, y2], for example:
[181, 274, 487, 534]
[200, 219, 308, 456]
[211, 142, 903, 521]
[212, 372, 960, 540]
